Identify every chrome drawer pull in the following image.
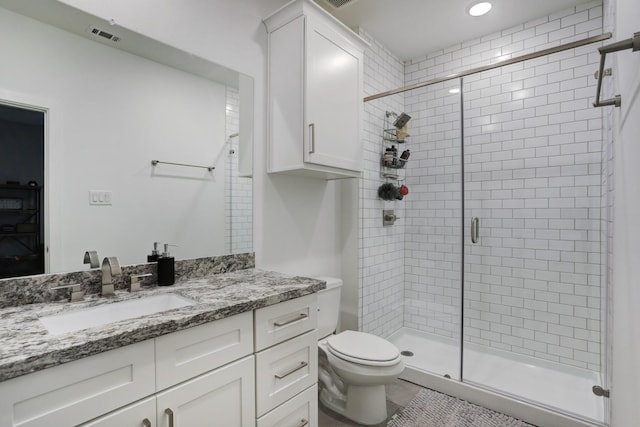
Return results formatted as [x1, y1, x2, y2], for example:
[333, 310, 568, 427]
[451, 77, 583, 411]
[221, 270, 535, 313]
[165, 408, 174, 427]
[309, 123, 315, 154]
[274, 313, 308, 327]
[142, 419, 151, 427]
[274, 361, 308, 379]
[297, 419, 309, 427]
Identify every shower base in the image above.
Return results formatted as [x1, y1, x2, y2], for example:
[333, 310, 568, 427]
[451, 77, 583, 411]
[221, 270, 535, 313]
[387, 327, 605, 427]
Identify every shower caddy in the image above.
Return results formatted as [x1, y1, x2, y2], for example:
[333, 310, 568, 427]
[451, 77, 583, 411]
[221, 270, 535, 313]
[380, 111, 410, 180]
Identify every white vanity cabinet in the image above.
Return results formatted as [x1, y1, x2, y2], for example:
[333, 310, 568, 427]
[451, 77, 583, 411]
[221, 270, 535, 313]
[265, 0, 368, 179]
[78, 312, 256, 427]
[0, 311, 255, 427]
[0, 295, 320, 427]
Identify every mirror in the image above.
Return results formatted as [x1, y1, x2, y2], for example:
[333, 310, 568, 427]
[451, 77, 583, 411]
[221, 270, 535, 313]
[0, 0, 253, 277]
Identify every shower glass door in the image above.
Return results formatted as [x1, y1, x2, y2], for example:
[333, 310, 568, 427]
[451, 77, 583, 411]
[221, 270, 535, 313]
[461, 52, 607, 424]
[398, 80, 463, 380]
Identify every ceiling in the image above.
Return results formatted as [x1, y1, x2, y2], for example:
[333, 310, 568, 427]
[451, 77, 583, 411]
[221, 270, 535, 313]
[267, 0, 598, 61]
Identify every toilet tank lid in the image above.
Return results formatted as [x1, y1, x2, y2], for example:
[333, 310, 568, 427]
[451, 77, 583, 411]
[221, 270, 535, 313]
[314, 276, 342, 290]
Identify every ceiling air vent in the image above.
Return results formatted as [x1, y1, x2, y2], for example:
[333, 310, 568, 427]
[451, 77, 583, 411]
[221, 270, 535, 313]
[87, 26, 120, 43]
[321, 0, 359, 9]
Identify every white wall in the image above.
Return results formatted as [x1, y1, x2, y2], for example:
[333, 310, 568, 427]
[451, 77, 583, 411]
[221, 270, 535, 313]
[609, 0, 640, 424]
[55, 0, 352, 279]
[0, 7, 228, 272]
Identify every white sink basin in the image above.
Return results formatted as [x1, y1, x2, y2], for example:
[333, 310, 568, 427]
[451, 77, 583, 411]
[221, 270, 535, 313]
[39, 293, 196, 335]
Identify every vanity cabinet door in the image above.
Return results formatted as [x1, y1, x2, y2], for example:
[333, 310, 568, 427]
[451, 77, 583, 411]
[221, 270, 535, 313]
[79, 396, 156, 427]
[156, 355, 255, 427]
[0, 340, 155, 427]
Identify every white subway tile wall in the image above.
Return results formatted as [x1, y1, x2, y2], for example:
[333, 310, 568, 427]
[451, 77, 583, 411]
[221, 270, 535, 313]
[359, 1, 607, 371]
[403, 1, 605, 370]
[224, 87, 253, 254]
[403, 81, 462, 339]
[359, 30, 406, 336]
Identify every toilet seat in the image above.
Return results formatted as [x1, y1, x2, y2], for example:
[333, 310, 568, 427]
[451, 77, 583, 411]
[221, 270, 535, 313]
[327, 330, 401, 367]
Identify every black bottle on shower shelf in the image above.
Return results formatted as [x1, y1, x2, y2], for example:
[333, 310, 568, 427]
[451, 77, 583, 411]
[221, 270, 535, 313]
[398, 149, 410, 168]
[147, 241, 161, 262]
[157, 244, 176, 286]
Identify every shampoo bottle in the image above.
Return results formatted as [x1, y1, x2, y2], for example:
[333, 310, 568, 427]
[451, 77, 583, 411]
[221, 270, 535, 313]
[157, 244, 175, 286]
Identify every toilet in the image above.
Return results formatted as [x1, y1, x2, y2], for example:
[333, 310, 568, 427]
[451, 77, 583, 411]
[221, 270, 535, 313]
[316, 277, 404, 425]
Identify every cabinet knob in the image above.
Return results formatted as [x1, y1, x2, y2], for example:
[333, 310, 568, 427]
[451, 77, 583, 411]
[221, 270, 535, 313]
[142, 418, 151, 427]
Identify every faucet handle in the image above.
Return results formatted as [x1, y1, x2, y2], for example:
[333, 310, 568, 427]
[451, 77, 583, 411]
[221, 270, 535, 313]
[51, 283, 85, 302]
[130, 273, 152, 292]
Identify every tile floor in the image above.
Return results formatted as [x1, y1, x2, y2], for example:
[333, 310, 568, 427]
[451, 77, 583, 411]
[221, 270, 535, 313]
[318, 378, 423, 427]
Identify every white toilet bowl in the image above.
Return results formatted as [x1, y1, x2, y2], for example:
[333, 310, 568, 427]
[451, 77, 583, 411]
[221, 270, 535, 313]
[315, 277, 404, 426]
[318, 331, 404, 425]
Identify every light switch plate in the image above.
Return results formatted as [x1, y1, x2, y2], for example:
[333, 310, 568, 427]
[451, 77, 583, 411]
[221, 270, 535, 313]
[89, 190, 112, 205]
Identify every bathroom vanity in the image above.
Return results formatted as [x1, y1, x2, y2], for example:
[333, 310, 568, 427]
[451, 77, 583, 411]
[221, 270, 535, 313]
[0, 264, 324, 427]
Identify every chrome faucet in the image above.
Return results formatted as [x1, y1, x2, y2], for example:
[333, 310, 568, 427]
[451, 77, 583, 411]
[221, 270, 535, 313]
[83, 250, 99, 268]
[101, 257, 121, 297]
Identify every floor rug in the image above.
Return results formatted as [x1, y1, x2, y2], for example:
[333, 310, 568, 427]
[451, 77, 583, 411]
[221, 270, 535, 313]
[387, 388, 535, 427]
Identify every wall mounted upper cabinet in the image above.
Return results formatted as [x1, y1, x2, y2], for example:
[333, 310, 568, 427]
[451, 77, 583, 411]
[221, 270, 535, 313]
[264, 0, 368, 179]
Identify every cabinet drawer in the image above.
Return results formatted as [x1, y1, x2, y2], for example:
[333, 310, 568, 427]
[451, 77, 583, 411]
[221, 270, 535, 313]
[0, 340, 155, 427]
[255, 294, 317, 351]
[256, 330, 318, 416]
[257, 384, 318, 427]
[79, 396, 156, 427]
[155, 311, 253, 390]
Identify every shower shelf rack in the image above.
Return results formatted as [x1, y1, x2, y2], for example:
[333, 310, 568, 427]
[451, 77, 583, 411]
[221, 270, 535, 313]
[381, 113, 411, 181]
[383, 128, 411, 143]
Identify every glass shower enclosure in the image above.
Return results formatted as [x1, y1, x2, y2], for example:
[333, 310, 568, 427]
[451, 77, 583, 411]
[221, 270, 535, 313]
[365, 39, 610, 426]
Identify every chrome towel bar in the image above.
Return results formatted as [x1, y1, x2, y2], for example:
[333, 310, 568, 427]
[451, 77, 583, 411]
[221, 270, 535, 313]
[593, 32, 640, 108]
[151, 159, 215, 171]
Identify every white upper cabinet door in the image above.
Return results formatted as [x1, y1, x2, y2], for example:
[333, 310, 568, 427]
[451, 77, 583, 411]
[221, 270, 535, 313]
[265, 0, 368, 179]
[304, 13, 362, 173]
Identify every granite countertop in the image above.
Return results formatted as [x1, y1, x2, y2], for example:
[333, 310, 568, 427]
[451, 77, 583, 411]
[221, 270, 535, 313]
[0, 269, 325, 382]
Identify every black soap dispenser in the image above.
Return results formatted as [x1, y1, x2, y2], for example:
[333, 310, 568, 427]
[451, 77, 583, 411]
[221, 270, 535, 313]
[147, 241, 161, 262]
[157, 244, 175, 286]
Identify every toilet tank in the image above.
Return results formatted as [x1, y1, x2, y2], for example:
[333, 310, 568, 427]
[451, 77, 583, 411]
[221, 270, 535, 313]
[315, 277, 343, 339]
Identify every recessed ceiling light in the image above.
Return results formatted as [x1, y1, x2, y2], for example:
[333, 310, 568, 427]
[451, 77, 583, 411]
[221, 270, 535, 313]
[468, 1, 492, 17]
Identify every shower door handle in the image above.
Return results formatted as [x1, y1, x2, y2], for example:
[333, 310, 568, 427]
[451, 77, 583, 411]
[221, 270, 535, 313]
[471, 217, 479, 244]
